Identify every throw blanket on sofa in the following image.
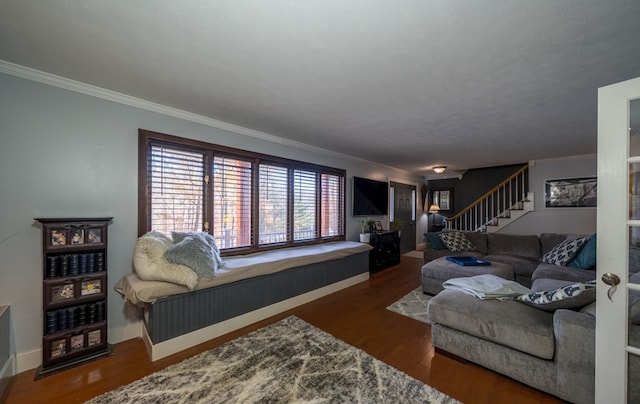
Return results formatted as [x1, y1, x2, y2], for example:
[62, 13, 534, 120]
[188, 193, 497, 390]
[443, 274, 531, 300]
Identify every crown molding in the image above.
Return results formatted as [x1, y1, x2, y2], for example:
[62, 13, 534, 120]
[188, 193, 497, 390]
[0, 59, 387, 167]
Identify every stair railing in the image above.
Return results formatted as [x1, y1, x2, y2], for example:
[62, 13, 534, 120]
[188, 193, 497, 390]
[445, 164, 529, 232]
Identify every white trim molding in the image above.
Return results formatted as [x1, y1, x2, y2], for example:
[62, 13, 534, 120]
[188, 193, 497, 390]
[0, 59, 393, 168]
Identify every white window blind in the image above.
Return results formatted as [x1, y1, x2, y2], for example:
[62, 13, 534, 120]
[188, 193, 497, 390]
[259, 164, 288, 245]
[149, 144, 205, 234]
[321, 173, 344, 237]
[293, 170, 317, 241]
[141, 130, 346, 253]
[212, 156, 253, 249]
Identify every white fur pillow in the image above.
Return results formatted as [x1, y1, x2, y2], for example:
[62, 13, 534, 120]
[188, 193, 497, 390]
[133, 231, 199, 290]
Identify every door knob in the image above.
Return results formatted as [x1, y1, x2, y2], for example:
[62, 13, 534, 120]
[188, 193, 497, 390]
[601, 272, 621, 301]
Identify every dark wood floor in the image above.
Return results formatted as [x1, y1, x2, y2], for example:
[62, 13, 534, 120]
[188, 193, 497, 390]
[6, 255, 564, 404]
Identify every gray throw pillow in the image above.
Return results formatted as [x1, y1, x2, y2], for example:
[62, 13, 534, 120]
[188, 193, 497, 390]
[164, 234, 218, 279]
[172, 231, 224, 266]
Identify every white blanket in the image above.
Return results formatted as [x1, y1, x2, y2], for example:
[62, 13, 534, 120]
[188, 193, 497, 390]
[443, 274, 531, 300]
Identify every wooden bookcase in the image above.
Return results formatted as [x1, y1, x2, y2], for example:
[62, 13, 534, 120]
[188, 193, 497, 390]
[34, 217, 113, 379]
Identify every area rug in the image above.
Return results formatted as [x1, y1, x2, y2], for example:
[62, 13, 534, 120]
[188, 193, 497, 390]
[402, 250, 425, 259]
[86, 316, 457, 403]
[386, 287, 432, 324]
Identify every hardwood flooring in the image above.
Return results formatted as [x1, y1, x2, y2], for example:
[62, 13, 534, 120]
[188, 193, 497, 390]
[6, 255, 565, 403]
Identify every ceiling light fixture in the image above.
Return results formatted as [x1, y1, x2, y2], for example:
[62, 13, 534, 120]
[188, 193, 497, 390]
[433, 166, 446, 174]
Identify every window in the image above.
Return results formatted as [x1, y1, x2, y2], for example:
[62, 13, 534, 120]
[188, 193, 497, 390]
[293, 170, 317, 241]
[259, 164, 288, 245]
[139, 129, 346, 254]
[148, 143, 205, 234]
[212, 155, 252, 249]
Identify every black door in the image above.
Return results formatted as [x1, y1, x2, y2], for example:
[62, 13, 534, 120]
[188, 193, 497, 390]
[390, 181, 416, 254]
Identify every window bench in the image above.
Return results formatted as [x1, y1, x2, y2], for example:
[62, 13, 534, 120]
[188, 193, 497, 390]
[115, 241, 372, 360]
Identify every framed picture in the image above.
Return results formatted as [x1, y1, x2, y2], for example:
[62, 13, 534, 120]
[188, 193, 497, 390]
[69, 229, 85, 245]
[431, 188, 454, 212]
[70, 334, 84, 351]
[51, 339, 66, 357]
[50, 229, 67, 246]
[374, 221, 383, 231]
[51, 283, 75, 302]
[88, 330, 101, 346]
[81, 279, 102, 296]
[544, 177, 597, 208]
[88, 228, 102, 244]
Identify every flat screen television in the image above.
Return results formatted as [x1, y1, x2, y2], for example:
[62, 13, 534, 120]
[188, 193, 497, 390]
[353, 176, 388, 216]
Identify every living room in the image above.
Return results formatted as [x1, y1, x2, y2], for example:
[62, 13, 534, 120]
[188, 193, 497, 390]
[1, 2, 640, 403]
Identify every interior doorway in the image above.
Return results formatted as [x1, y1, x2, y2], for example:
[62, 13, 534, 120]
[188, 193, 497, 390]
[390, 181, 416, 254]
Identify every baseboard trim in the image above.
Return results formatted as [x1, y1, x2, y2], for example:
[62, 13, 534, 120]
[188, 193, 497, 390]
[143, 273, 369, 361]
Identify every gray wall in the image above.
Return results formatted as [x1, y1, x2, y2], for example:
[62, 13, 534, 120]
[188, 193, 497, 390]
[0, 72, 423, 371]
[500, 154, 597, 235]
[0, 70, 595, 372]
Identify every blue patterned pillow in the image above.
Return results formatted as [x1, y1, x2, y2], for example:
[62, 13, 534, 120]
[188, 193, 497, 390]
[541, 237, 588, 266]
[517, 280, 596, 311]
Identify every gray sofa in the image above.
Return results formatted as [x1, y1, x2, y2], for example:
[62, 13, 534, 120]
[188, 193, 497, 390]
[423, 231, 596, 288]
[423, 231, 627, 403]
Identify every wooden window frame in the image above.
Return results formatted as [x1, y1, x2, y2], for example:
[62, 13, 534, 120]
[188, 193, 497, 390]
[138, 129, 346, 255]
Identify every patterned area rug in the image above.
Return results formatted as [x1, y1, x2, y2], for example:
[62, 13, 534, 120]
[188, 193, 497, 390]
[87, 316, 457, 403]
[386, 287, 433, 324]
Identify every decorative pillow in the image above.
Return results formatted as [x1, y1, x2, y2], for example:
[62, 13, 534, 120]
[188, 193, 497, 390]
[164, 234, 219, 279]
[541, 237, 588, 266]
[172, 231, 224, 266]
[438, 232, 477, 253]
[517, 280, 596, 311]
[568, 234, 597, 269]
[132, 232, 199, 290]
[425, 232, 447, 250]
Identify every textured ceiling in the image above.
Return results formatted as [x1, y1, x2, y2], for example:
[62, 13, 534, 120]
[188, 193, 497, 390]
[1, 1, 640, 178]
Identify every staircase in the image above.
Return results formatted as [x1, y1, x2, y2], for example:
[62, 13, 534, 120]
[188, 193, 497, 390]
[445, 164, 533, 233]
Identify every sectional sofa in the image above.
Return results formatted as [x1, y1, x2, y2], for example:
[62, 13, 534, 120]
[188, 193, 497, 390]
[422, 231, 640, 403]
[423, 231, 596, 288]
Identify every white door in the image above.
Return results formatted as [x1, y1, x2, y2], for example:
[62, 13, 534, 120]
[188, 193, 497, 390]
[597, 76, 640, 403]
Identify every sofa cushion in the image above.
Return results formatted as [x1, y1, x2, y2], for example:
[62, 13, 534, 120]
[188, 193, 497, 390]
[539, 233, 570, 256]
[463, 232, 489, 255]
[568, 234, 597, 269]
[532, 264, 596, 283]
[424, 232, 448, 250]
[541, 237, 588, 266]
[483, 254, 539, 278]
[439, 232, 477, 253]
[517, 279, 596, 311]
[487, 233, 541, 259]
[428, 289, 555, 359]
